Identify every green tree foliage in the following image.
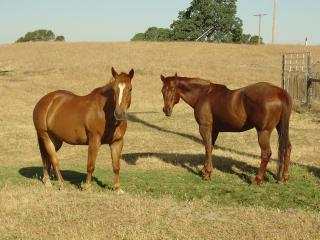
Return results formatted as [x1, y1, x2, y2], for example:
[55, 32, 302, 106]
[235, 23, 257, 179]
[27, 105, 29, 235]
[16, 29, 65, 43]
[170, 0, 243, 42]
[239, 34, 263, 45]
[131, 33, 146, 41]
[240, 34, 251, 44]
[145, 27, 173, 41]
[130, 0, 263, 44]
[249, 35, 263, 45]
[131, 27, 173, 41]
[55, 35, 65, 41]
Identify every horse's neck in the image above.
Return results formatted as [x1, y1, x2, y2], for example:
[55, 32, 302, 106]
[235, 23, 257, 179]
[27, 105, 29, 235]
[177, 78, 211, 108]
[90, 82, 115, 107]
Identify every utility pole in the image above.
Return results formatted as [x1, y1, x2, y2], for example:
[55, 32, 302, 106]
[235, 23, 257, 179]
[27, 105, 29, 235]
[254, 14, 267, 45]
[272, 0, 277, 44]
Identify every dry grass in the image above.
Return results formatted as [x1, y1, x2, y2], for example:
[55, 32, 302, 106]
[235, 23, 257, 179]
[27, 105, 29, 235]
[1, 182, 320, 240]
[0, 42, 320, 239]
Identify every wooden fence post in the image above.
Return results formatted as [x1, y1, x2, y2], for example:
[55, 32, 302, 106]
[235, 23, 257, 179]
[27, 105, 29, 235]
[307, 54, 313, 107]
[282, 54, 285, 88]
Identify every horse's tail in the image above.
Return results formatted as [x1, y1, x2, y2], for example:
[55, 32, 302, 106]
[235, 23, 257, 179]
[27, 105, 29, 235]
[277, 92, 292, 181]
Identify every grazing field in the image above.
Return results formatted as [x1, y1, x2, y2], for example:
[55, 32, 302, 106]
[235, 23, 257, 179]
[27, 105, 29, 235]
[0, 42, 320, 239]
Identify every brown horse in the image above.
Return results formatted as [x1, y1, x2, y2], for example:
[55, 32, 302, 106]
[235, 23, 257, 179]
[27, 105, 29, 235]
[33, 67, 134, 193]
[160, 73, 292, 184]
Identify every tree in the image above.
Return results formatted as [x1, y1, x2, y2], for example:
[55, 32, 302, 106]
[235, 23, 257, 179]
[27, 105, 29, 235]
[131, 33, 146, 41]
[240, 34, 251, 44]
[170, 0, 243, 42]
[145, 27, 172, 41]
[55, 35, 65, 41]
[249, 35, 264, 45]
[15, 29, 65, 43]
[131, 27, 173, 41]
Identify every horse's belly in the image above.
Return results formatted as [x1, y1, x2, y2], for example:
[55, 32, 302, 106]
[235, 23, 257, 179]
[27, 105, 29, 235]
[214, 117, 253, 132]
[50, 124, 88, 145]
[47, 110, 89, 145]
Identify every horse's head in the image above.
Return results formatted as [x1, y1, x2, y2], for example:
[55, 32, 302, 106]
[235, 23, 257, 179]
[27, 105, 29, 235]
[111, 67, 134, 121]
[160, 73, 180, 117]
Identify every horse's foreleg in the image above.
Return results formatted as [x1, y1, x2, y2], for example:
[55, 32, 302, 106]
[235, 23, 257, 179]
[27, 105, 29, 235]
[85, 134, 101, 190]
[199, 124, 213, 180]
[253, 130, 272, 184]
[110, 138, 124, 193]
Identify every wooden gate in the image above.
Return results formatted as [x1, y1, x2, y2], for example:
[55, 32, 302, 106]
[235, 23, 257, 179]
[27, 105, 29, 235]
[282, 52, 309, 104]
[282, 52, 320, 106]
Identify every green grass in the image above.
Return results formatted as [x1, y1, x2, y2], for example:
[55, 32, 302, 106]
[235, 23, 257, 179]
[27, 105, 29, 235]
[2, 161, 320, 212]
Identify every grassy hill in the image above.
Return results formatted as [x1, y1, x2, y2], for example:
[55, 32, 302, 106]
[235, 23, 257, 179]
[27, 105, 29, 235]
[0, 42, 320, 239]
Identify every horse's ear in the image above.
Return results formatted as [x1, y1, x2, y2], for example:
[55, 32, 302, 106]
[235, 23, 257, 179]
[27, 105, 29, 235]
[129, 69, 134, 80]
[174, 72, 178, 77]
[111, 67, 118, 78]
[160, 74, 165, 82]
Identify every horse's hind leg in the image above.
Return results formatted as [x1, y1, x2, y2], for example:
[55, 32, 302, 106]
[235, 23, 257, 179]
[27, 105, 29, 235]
[37, 136, 52, 187]
[37, 131, 64, 188]
[282, 140, 292, 182]
[253, 130, 272, 184]
[276, 126, 292, 182]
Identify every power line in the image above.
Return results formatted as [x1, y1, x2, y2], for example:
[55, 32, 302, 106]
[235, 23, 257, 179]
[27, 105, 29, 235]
[254, 13, 267, 45]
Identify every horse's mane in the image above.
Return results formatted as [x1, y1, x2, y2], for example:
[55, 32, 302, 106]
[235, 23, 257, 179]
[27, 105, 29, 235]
[176, 76, 228, 94]
[89, 78, 115, 95]
[177, 77, 211, 86]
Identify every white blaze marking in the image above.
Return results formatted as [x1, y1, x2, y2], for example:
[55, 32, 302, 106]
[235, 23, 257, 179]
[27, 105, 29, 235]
[118, 83, 126, 105]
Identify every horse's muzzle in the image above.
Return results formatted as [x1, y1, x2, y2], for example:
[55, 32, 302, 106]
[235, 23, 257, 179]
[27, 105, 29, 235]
[163, 107, 172, 117]
[114, 111, 127, 121]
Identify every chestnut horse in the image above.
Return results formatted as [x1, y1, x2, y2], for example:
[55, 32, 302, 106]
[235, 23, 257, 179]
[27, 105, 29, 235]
[33, 67, 134, 193]
[160, 73, 292, 184]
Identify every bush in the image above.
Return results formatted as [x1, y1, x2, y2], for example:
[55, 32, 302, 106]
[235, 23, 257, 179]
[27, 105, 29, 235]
[16, 29, 65, 43]
[55, 35, 65, 41]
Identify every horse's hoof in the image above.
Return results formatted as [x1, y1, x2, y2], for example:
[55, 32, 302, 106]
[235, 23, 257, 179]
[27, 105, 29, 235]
[115, 188, 124, 194]
[202, 175, 211, 181]
[44, 181, 52, 187]
[277, 177, 289, 184]
[251, 177, 263, 185]
[201, 168, 212, 181]
[57, 183, 64, 191]
[81, 183, 92, 192]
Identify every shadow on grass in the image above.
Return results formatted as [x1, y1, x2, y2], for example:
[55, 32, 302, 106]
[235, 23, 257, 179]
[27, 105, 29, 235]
[127, 112, 320, 180]
[122, 152, 277, 184]
[299, 164, 320, 179]
[18, 167, 111, 189]
[0, 70, 11, 76]
[128, 112, 266, 161]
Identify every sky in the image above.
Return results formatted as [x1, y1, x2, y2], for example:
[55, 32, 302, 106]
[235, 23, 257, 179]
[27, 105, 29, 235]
[0, 0, 319, 45]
